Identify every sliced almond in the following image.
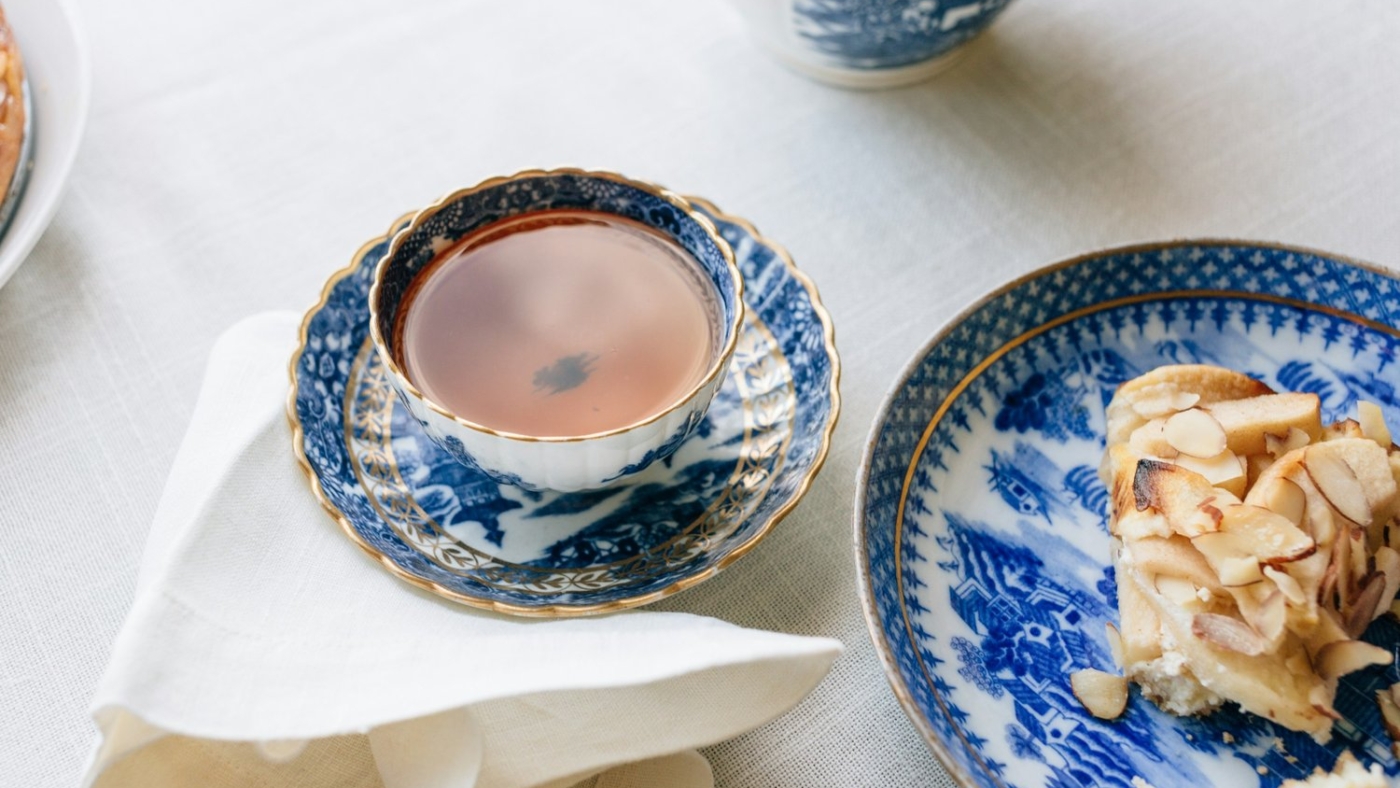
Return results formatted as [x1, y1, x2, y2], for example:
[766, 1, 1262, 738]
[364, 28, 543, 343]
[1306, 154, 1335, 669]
[1315, 639, 1391, 681]
[1125, 536, 1223, 592]
[1306, 494, 1338, 546]
[1173, 450, 1249, 498]
[1304, 449, 1373, 526]
[1218, 555, 1265, 587]
[1248, 589, 1287, 646]
[1250, 476, 1307, 526]
[1192, 613, 1269, 656]
[1375, 546, 1400, 613]
[1116, 571, 1166, 665]
[1309, 682, 1343, 720]
[1359, 402, 1394, 447]
[1220, 504, 1316, 564]
[1266, 427, 1314, 458]
[1131, 390, 1201, 419]
[1156, 575, 1206, 607]
[1346, 572, 1386, 638]
[1105, 622, 1125, 670]
[1165, 409, 1229, 458]
[1376, 687, 1400, 757]
[1246, 453, 1274, 488]
[1070, 668, 1129, 720]
[1131, 460, 1227, 537]
[1128, 418, 1177, 459]
[1285, 649, 1313, 678]
[1321, 419, 1365, 441]
[1332, 526, 1353, 609]
[1350, 527, 1368, 592]
[1193, 505, 1316, 580]
[1264, 566, 1308, 606]
[1319, 561, 1339, 608]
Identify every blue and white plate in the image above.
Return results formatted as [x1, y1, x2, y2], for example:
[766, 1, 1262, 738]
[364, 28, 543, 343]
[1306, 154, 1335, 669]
[856, 241, 1400, 787]
[290, 198, 839, 616]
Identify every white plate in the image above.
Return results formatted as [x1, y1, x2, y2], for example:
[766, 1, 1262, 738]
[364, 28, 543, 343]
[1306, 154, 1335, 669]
[0, 0, 89, 291]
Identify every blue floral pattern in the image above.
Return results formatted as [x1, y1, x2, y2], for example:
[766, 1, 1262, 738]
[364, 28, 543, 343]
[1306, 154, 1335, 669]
[293, 203, 838, 613]
[858, 242, 1400, 786]
[794, 0, 1012, 69]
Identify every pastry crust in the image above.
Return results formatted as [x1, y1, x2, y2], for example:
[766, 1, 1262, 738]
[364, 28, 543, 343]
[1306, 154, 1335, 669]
[0, 5, 25, 198]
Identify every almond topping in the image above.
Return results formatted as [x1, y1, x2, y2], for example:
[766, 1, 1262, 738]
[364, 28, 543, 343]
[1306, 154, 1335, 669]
[1105, 622, 1125, 670]
[1314, 639, 1391, 681]
[1131, 391, 1201, 420]
[1346, 572, 1386, 638]
[1304, 449, 1372, 526]
[1265, 427, 1313, 458]
[1358, 401, 1393, 447]
[1248, 590, 1287, 645]
[1263, 566, 1307, 606]
[1071, 669, 1129, 719]
[1375, 546, 1400, 613]
[1173, 451, 1248, 497]
[1251, 477, 1307, 526]
[1376, 687, 1400, 757]
[1156, 575, 1205, 607]
[1192, 613, 1269, 655]
[1165, 409, 1229, 458]
[1218, 555, 1264, 587]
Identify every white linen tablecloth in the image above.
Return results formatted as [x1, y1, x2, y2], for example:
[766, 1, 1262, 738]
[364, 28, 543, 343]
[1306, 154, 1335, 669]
[3, 0, 1399, 785]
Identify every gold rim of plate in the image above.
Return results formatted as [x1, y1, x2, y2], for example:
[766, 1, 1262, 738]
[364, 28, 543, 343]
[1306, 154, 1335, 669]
[366, 168, 746, 444]
[288, 193, 841, 617]
[854, 238, 1400, 788]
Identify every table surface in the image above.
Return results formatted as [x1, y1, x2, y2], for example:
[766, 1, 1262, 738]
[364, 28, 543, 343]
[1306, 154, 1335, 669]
[4, 1, 1399, 786]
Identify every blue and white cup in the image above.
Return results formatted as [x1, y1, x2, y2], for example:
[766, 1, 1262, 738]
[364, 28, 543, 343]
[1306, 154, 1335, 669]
[368, 169, 744, 492]
[729, 0, 1014, 88]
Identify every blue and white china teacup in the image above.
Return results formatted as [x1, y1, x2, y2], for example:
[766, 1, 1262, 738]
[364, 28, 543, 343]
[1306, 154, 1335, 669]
[368, 169, 744, 492]
[728, 0, 1014, 88]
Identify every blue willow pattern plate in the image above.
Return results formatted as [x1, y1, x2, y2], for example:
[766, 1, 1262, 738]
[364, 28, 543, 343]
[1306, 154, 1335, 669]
[290, 199, 838, 616]
[856, 242, 1400, 787]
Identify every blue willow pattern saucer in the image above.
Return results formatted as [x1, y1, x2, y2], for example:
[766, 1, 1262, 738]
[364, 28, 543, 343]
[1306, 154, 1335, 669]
[856, 242, 1400, 787]
[290, 199, 838, 616]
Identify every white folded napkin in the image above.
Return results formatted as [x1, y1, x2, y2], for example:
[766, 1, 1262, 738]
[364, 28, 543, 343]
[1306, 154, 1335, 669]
[83, 312, 841, 788]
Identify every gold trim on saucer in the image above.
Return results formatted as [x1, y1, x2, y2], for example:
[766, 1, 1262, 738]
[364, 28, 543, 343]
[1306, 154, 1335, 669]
[854, 239, 1400, 787]
[289, 197, 841, 617]
[366, 168, 747, 444]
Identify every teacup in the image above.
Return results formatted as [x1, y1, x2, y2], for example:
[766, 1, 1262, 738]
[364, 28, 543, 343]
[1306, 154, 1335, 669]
[728, 0, 1014, 88]
[368, 169, 743, 492]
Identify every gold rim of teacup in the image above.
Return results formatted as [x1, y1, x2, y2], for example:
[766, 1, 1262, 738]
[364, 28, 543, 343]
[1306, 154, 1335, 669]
[366, 167, 746, 444]
[288, 199, 841, 616]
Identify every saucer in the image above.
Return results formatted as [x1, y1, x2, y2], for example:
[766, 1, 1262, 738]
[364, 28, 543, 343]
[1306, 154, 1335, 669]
[856, 241, 1400, 787]
[290, 198, 839, 616]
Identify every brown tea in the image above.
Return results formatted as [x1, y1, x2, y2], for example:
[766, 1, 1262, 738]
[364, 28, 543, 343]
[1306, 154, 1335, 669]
[396, 210, 721, 438]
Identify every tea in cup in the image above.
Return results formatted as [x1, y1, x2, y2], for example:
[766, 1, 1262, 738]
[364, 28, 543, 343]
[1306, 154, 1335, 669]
[369, 170, 743, 491]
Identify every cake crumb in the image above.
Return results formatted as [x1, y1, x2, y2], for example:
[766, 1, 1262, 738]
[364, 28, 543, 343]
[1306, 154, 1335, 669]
[1280, 752, 1386, 787]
